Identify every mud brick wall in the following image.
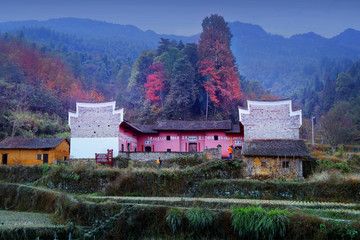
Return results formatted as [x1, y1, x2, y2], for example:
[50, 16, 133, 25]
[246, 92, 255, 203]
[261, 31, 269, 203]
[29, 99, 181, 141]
[240, 101, 301, 141]
[69, 105, 122, 138]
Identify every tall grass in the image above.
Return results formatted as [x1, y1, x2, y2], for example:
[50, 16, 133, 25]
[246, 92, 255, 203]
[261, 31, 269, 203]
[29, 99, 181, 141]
[166, 208, 183, 233]
[186, 207, 213, 230]
[231, 206, 266, 239]
[231, 206, 289, 240]
[258, 208, 289, 239]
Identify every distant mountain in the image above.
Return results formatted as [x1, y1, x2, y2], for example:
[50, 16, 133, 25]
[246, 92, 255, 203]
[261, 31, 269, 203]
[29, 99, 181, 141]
[0, 18, 194, 43]
[1, 18, 359, 97]
[228, 21, 360, 95]
[331, 28, 360, 51]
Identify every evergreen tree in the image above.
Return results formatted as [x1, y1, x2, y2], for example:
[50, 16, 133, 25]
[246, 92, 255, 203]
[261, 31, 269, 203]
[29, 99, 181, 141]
[164, 58, 196, 119]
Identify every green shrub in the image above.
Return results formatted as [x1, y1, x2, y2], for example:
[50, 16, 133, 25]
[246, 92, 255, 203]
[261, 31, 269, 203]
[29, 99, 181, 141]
[40, 163, 51, 176]
[317, 158, 351, 173]
[334, 145, 345, 157]
[168, 155, 205, 168]
[186, 207, 213, 230]
[231, 206, 266, 239]
[166, 208, 183, 233]
[231, 206, 289, 240]
[258, 208, 289, 240]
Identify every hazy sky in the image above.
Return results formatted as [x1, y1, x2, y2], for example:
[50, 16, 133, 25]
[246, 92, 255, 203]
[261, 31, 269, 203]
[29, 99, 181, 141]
[0, 0, 359, 38]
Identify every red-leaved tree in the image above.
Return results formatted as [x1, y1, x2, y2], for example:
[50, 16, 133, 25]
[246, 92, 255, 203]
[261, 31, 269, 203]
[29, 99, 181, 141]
[198, 15, 242, 114]
[0, 38, 104, 115]
[144, 62, 166, 106]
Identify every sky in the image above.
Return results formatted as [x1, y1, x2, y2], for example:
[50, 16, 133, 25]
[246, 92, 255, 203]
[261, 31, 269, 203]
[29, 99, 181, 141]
[0, 0, 359, 38]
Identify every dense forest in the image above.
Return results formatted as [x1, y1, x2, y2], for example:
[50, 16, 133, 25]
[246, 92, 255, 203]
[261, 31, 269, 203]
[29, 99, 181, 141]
[0, 15, 359, 147]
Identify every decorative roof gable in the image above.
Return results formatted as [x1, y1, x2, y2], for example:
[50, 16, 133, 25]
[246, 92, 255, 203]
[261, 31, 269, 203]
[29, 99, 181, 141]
[239, 100, 302, 141]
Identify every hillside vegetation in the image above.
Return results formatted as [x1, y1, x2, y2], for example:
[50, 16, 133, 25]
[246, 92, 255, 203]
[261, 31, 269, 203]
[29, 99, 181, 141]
[0, 16, 359, 149]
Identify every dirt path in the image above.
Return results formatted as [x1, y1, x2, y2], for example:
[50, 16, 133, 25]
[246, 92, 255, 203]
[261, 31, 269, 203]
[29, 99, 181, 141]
[87, 195, 359, 209]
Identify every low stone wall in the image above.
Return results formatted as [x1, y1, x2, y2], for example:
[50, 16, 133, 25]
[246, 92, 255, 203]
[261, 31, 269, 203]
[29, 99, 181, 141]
[118, 147, 221, 161]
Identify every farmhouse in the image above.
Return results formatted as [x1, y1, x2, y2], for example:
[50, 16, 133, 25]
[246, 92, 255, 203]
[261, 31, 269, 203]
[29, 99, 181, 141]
[68, 102, 243, 158]
[0, 137, 69, 165]
[119, 119, 243, 156]
[239, 100, 310, 180]
[68, 100, 309, 180]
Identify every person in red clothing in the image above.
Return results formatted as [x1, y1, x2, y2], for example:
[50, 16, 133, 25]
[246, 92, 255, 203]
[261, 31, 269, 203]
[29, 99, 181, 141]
[228, 146, 233, 159]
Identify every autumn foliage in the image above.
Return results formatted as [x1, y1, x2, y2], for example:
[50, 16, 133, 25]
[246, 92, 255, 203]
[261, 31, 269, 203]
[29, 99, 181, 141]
[198, 15, 242, 107]
[144, 62, 166, 106]
[0, 38, 104, 107]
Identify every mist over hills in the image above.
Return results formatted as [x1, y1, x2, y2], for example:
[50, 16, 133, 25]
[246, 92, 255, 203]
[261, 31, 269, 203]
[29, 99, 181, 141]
[0, 17, 359, 97]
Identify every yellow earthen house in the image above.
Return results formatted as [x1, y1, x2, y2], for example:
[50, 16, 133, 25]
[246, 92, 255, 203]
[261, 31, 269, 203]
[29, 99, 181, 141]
[0, 137, 70, 165]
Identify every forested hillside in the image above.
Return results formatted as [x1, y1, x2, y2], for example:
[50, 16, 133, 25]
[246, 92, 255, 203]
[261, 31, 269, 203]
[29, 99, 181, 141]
[0, 36, 103, 139]
[0, 16, 359, 145]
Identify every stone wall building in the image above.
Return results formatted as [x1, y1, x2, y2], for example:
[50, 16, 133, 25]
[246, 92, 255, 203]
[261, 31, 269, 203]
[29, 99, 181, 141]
[239, 100, 309, 180]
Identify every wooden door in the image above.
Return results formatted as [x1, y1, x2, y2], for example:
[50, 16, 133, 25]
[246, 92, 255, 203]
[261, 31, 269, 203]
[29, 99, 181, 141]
[188, 143, 197, 152]
[43, 154, 48, 164]
[2, 154, 7, 165]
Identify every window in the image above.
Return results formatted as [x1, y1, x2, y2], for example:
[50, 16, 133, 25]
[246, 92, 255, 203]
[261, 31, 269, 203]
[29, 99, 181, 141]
[282, 161, 290, 168]
[37, 154, 42, 160]
[166, 136, 171, 141]
[63, 156, 67, 161]
[214, 135, 218, 140]
[167, 149, 171, 152]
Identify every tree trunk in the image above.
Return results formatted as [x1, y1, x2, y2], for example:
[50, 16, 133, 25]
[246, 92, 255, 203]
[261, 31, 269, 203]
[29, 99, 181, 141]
[205, 92, 208, 121]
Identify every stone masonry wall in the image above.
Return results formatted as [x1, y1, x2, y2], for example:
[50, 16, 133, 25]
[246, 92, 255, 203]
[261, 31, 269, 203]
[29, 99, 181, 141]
[240, 101, 301, 141]
[243, 156, 303, 181]
[69, 104, 122, 138]
[117, 147, 221, 161]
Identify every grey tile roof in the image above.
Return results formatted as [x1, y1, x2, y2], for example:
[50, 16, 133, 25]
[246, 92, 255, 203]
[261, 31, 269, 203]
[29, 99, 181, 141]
[241, 140, 310, 157]
[0, 137, 67, 149]
[225, 123, 242, 134]
[133, 124, 157, 134]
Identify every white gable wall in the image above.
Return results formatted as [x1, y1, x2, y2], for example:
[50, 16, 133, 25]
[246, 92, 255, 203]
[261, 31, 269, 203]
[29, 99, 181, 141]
[239, 100, 302, 141]
[68, 102, 123, 159]
[70, 137, 118, 159]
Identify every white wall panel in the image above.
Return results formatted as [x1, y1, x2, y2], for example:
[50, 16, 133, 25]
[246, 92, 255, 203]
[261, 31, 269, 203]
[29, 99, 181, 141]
[70, 138, 119, 159]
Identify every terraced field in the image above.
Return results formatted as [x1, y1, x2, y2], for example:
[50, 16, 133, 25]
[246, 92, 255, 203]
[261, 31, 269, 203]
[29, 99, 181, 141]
[0, 210, 62, 229]
[85, 195, 360, 221]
